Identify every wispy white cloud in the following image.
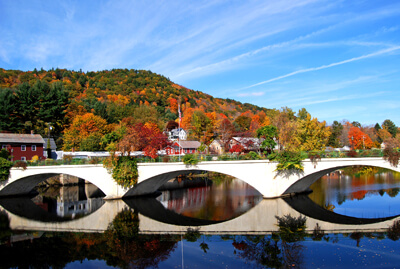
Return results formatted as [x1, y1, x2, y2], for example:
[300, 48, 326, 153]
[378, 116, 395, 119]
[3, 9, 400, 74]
[238, 46, 400, 90]
[237, 92, 265, 97]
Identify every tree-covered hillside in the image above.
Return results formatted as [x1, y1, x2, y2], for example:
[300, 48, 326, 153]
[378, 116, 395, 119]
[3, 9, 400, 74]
[0, 68, 273, 147]
[1, 68, 397, 155]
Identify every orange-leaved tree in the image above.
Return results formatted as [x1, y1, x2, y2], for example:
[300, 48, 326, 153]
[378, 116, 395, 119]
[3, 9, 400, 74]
[63, 113, 110, 151]
[348, 126, 374, 149]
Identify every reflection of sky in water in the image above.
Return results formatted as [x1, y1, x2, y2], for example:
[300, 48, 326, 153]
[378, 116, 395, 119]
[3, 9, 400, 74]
[310, 170, 400, 219]
[333, 192, 400, 218]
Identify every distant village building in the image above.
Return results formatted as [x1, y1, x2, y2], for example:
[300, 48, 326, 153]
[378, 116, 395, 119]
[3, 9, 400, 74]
[165, 140, 201, 155]
[229, 137, 264, 153]
[0, 133, 45, 161]
[167, 128, 187, 141]
[209, 140, 225, 155]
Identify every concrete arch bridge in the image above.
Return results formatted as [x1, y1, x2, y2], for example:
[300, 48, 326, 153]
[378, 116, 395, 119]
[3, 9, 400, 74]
[1, 157, 398, 199]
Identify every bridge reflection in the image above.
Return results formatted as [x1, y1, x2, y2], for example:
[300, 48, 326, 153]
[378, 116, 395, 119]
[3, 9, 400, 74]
[1, 191, 399, 235]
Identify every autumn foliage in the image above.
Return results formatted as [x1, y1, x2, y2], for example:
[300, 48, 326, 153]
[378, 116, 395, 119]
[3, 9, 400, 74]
[348, 125, 374, 149]
[63, 113, 110, 151]
[116, 122, 169, 158]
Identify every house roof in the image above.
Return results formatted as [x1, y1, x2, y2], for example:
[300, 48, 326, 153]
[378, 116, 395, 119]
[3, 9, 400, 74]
[231, 137, 263, 149]
[210, 140, 224, 146]
[177, 140, 201, 149]
[0, 133, 45, 144]
[43, 138, 57, 150]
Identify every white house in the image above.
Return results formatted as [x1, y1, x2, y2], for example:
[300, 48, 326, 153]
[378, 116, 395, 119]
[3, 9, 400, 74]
[168, 128, 187, 141]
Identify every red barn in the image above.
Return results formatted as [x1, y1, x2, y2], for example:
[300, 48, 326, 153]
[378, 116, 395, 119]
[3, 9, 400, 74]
[0, 133, 45, 161]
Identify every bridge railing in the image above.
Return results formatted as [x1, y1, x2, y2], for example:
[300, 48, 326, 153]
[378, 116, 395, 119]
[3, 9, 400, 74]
[16, 149, 387, 167]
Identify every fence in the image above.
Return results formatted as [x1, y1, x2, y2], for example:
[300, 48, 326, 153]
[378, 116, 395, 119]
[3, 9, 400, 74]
[13, 148, 391, 168]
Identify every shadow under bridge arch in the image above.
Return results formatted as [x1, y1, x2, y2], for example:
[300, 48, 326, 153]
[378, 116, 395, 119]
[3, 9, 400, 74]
[0, 173, 61, 197]
[124, 169, 217, 197]
[283, 166, 350, 195]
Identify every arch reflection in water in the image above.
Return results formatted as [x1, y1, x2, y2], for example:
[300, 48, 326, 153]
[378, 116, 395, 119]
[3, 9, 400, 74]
[137, 195, 400, 235]
[309, 167, 400, 219]
[156, 175, 263, 222]
[0, 182, 105, 222]
[125, 174, 263, 226]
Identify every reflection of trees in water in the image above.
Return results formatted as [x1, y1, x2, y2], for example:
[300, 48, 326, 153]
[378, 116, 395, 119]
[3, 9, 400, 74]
[0, 209, 179, 269]
[233, 235, 282, 268]
[232, 214, 307, 268]
[310, 167, 400, 211]
[0, 210, 11, 242]
[104, 209, 179, 269]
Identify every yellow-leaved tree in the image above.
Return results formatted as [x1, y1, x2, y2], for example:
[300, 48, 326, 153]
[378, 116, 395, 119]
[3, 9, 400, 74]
[295, 113, 331, 152]
[63, 113, 110, 151]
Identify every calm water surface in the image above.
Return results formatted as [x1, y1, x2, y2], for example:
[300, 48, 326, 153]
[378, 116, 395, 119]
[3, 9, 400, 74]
[1, 168, 400, 268]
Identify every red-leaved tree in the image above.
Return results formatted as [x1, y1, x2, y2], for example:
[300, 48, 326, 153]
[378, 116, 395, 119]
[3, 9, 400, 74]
[348, 126, 374, 149]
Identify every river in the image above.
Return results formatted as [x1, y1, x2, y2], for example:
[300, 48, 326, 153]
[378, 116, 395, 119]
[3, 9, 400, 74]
[1, 167, 400, 268]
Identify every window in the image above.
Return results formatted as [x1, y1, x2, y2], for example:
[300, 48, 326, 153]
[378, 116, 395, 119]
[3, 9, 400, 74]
[21, 157, 26, 161]
[21, 145, 26, 151]
[32, 145, 36, 151]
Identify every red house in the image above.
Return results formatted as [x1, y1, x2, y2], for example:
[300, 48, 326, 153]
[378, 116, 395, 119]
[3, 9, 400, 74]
[165, 140, 201, 155]
[0, 133, 45, 161]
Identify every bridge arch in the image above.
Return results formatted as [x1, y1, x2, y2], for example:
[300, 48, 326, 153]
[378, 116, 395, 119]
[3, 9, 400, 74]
[283, 160, 400, 196]
[1, 165, 127, 199]
[131, 161, 270, 197]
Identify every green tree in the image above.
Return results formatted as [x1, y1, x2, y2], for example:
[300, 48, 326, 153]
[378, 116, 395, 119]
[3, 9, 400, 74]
[327, 121, 343, 147]
[15, 82, 41, 132]
[382, 119, 397, 138]
[297, 108, 309, 121]
[234, 115, 252, 132]
[191, 110, 211, 141]
[351, 121, 361, 128]
[374, 123, 382, 143]
[256, 125, 278, 153]
[132, 105, 162, 127]
[80, 133, 104, 151]
[0, 89, 21, 132]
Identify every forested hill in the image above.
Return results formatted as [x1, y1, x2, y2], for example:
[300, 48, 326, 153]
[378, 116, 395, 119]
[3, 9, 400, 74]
[0, 68, 272, 143]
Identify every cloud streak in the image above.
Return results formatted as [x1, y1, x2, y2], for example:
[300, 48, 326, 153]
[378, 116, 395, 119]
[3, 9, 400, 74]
[238, 46, 400, 90]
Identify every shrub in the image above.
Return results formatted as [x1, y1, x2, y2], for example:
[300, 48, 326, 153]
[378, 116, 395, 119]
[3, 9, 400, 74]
[13, 160, 27, 170]
[383, 146, 400, 168]
[244, 151, 262, 160]
[268, 151, 305, 172]
[0, 157, 13, 181]
[308, 151, 321, 168]
[105, 156, 138, 188]
[0, 149, 10, 159]
[89, 157, 101, 164]
[218, 155, 230, 161]
[347, 150, 358, 158]
[45, 158, 56, 165]
[183, 154, 199, 166]
[63, 155, 73, 164]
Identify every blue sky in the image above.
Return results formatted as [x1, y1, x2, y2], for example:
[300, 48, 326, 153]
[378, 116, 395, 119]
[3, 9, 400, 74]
[1, 0, 400, 126]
